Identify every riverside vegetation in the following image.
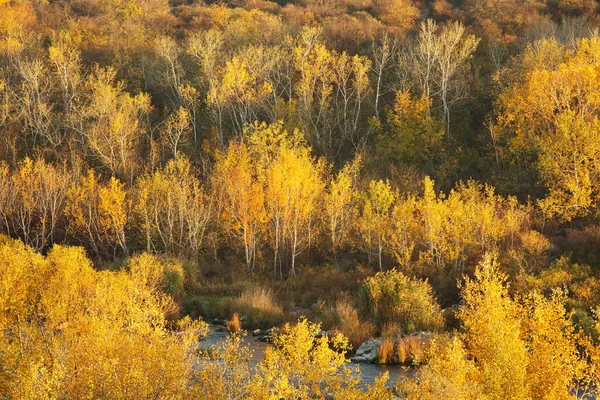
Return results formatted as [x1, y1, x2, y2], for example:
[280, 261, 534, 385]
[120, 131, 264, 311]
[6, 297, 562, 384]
[3, 0, 600, 398]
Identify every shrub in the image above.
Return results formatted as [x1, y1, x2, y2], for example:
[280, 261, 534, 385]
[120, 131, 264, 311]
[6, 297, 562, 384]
[182, 295, 224, 320]
[279, 266, 368, 308]
[128, 253, 185, 302]
[358, 270, 443, 333]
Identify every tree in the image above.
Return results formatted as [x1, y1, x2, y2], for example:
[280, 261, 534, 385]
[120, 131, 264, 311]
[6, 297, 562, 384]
[16, 57, 58, 145]
[373, 0, 420, 35]
[400, 336, 484, 400]
[458, 255, 529, 399]
[520, 290, 584, 399]
[266, 145, 325, 278]
[161, 106, 191, 158]
[134, 157, 211, 260]
[496, 37, 600, 221]
[357, 179, 395, 271]
[0, 237, 207, 399]
[154, 35, 183, 104]
[324, 155, 361, 251]
[371, 34, 398, 120]
[400, 20, 480, 135]
[212, 55, 273, 137]
[48, 34, 83, 142]
[377, 90, 444, 167]
[247, 318, 358, 399]
[214, 141, 267, 275]
[82, 66, 151, 181]
[8, 157, 71, 251]
[98, 176, 129, 256]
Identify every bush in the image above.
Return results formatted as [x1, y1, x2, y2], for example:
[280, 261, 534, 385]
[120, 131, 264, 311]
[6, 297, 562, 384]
[128, 253, 185, 302]
[182, 295, 224, 319]
[358, 270, 443, 333]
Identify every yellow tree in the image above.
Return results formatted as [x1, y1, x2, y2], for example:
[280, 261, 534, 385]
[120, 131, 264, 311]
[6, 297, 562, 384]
[458, 255, 529, 399]
[266, 144, 326, 278]
[0, 237, 207, 399]
[214, 141, 267, 275]
[324, 155, 361, 251]
[373, 0, 420, 35]
[210, 55, 273, 138]
[247, 318, 359, 399]
[98, 176, 129, 256]
[331, 52, 372, 152]
[134, 157, 211, 259]
[357, 179, 396, 271]
[400, 336, 484, 400]
[9, 157, 71, 251]
[48, 33, 83, 142]
[520, 290, 585, 399]
[377, 90, 444, 167]
[390, 195, 418, 267]
[82, 66, 151, 181]
[161, 106, 191, 158]
[293, 26, 335, 151]
[496, 37, 600, 221]
[400, 20, 479, 135]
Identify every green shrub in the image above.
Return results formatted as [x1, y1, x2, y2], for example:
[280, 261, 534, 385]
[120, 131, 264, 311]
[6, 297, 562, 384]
[358, 269, 443, 333]
[182, 295, 225, 319]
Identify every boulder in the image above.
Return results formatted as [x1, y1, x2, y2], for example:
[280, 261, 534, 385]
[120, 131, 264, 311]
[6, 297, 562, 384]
[351, 339, 381, 364]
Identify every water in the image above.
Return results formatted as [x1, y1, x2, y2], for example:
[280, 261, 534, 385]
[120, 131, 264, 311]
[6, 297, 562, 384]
[199, 325, 416, 389]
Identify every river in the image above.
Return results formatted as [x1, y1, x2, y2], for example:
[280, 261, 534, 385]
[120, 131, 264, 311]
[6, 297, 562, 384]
[199, 325, 416, 389]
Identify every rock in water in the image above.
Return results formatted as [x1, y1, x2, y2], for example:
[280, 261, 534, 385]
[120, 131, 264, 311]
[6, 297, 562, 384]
[351, 339, 381, 364]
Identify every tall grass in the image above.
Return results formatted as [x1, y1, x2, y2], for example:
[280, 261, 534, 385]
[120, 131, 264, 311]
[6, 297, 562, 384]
[377, 335, 432, 365]
[319, 296, 376, 349]
[220, 286, 285, 329]
[227, 312, 242, 333]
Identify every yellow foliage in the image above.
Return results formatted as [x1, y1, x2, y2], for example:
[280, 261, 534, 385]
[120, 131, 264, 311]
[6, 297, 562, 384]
[357, 179, 396, 270]
[400, 336, 484, 400]
[265, 142, 326, 277]
[324, 155, 361, 249]
[247, 318, 359, 399]
[458, 255, 529, 399]
[498, 36, 600, 220]
[0, 237, 207, 399]
[134, 156, 210, 258]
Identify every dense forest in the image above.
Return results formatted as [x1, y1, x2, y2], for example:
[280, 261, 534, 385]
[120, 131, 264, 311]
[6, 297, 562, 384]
[2, 0, 600, 398]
